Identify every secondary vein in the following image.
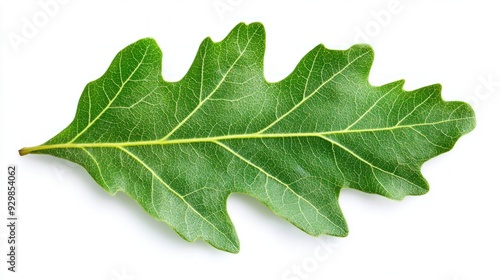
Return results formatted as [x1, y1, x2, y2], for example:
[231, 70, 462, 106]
[68, 45, 150, 144]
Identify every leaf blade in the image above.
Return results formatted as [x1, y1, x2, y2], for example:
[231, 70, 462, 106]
[20, 22, 475, 252]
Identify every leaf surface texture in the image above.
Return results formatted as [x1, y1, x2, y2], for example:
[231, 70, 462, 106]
[21, 23, 475, 253]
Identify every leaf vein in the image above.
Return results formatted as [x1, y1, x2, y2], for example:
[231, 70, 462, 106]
[69, 45, 151, 143]
[257, 49, 371, 133]
[116, 146, 237, 250]
[213, 140, 344, 232]
[160, 28, 260, 141]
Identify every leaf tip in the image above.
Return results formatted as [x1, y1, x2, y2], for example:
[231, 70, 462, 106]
[139, 37, 162, 52]
[226, 245, 240, 254]
[349, 43, 374, 56]
[338, 227, 349, 237]
[238, 21, 264, 30]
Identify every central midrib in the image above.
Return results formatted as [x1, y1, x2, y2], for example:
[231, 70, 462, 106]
[22, 117, 472, 154]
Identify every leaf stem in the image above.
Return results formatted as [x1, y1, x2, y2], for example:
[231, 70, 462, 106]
[19, 147, 35, 156]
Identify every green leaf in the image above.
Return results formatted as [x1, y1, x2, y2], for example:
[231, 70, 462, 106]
[20, 22, 475, 253]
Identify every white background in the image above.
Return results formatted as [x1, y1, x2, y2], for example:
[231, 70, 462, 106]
[1, 1, 499, 279]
